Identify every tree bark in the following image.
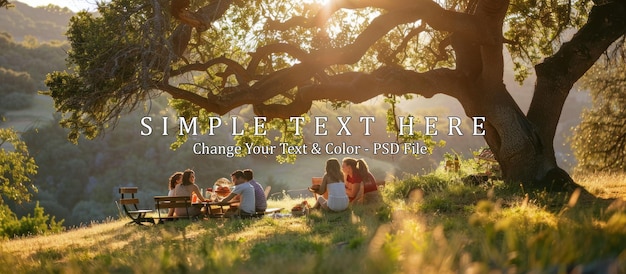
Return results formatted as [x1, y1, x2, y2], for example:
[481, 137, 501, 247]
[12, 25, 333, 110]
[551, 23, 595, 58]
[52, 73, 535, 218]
[527, 0, 626, 183]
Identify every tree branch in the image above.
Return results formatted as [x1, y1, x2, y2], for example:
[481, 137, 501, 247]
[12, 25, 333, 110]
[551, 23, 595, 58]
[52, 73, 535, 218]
[164, 0, 512, 121]
[390, 24, 427, 62]
[251, 67, 466, 119]
[527, 0, 626, 159]
[172, 0, 234, 31]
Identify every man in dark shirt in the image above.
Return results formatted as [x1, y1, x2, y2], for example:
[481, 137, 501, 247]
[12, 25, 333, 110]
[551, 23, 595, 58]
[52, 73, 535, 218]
[243, 169, 267, 213]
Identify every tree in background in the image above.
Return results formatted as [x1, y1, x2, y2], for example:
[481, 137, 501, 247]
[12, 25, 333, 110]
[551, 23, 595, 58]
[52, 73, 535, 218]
[0, 32, 67, 111]
[45, 0, 626, 190]
[0, 128, 63, 238]
[571, 48, 626, 173]
[0, 67, 36, 110]
[0, 128, 37, 204]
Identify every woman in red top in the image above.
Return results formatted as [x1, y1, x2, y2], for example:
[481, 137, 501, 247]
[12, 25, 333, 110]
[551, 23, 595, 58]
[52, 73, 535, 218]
[342, 157, 361, 202]
[356, 159, 378, 194]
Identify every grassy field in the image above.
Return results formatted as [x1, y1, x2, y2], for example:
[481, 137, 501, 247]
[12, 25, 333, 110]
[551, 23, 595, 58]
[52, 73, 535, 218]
[1, 170, 626, 273]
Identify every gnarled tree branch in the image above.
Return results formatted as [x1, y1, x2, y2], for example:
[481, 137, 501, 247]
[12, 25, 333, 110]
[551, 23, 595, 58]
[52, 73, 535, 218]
[527, 0, 626, 161]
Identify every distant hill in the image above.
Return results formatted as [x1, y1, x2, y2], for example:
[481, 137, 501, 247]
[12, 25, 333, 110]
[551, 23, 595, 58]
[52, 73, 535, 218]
[0, 1, 74, 42]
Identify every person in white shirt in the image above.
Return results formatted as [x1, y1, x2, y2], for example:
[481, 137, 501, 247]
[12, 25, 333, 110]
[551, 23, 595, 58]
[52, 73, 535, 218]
[219, 170, 256, 217]
[309, 158, 349, 212]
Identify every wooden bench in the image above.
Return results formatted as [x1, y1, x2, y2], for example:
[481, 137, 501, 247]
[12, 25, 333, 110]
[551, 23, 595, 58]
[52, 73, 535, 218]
[154, 196, 193, 224]
[119, 187, 155, 225]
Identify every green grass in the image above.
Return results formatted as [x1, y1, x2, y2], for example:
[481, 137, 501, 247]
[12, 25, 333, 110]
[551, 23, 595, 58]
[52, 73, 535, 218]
[1, 173, 625, 273]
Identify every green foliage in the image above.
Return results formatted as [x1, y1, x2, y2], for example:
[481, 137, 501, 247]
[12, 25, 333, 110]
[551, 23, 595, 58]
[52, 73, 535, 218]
[384, 95, 446, 156]
[44, 11, 136, 142]
[233, 116, 307, 163]
[0, 127, 62, 239]
[505, 0, 593, 83]
[43, 0, 183, 143]
[0, 202, 64, 238]
[571, 52, 626, 173]
[0, 128, 38, 205]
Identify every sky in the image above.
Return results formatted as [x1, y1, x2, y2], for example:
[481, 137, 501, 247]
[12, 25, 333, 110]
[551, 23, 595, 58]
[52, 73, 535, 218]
[17, 0, 102, 12]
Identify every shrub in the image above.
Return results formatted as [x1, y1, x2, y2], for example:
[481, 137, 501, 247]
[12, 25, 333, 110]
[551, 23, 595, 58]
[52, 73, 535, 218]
[0, 202, 64, 238]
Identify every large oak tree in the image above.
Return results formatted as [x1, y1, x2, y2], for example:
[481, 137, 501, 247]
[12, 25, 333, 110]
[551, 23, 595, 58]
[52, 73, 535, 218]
[46, 0, 626, 190]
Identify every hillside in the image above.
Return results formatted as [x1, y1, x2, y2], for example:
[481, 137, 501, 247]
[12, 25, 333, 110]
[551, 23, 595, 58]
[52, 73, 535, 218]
[1, 173, 624, 273]
[0, 1, 74, 42]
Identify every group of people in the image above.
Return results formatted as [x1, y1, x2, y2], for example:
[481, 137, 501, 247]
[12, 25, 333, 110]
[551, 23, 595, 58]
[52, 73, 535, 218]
[309, 157, 379, 212]
[165, 157, 378, 218]
[167, 169, 267, 218]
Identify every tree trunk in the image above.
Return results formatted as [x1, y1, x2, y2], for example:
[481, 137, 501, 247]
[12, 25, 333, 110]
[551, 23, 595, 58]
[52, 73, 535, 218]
[453, 0, 626, 189]
[452, 74, 571, 189]
[461, 82, 576, 190]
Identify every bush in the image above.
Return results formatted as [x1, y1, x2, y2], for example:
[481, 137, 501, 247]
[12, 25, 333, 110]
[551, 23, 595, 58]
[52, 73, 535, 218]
[0, 202, 64, 238]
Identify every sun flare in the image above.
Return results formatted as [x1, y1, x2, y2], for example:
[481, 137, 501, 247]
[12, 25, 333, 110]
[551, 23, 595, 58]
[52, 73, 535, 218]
[303, 0, 332, 6]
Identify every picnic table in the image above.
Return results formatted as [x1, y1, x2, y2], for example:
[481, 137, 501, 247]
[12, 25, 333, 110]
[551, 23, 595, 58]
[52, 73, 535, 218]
[195, 200, 239, 218]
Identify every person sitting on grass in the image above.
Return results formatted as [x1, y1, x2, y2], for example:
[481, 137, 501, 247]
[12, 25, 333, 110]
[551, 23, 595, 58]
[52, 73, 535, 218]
[173, 169, 206, 217]
[309, 158, 349, 212]
[218, 170, 256, 217]
[243, 169, 267, 213]
[342, 157, 362, 203]
[356, 159, 380, 203]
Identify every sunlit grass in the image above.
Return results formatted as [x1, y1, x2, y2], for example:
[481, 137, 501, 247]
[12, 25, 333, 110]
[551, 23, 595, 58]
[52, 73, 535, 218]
[1, 172, 625, 273]
[575, 172, 626, 199]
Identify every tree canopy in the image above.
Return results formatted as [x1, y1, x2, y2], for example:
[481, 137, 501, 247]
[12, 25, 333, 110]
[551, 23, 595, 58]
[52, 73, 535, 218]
[46, 0, 626, 186]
